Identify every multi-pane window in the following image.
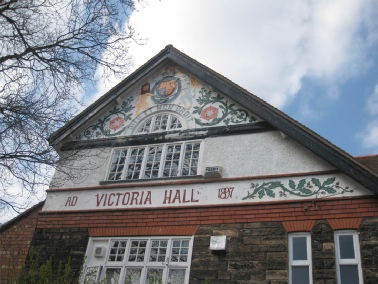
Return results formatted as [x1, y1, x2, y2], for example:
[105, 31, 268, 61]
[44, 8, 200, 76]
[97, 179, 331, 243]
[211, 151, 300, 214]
[82, 237, 193, 284]
[106, 141, 202, 181]
[334, 231, 363, 284]
[289, 233, 313, 284]
[137, 114, 183, 134]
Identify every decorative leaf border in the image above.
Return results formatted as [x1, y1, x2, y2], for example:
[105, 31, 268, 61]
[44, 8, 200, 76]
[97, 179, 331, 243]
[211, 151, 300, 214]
[77, 98, 135, 140]
[192, 88, 256, 126]
[242, 177, 353, 200]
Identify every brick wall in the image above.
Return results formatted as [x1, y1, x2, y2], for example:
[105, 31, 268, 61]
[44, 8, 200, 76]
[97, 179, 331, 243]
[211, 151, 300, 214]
[37, 196, 378, 230]
[0, 203, 42, 283]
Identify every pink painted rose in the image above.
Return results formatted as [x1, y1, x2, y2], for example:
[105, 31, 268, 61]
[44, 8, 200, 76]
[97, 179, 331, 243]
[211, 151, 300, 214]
[200, 106, 219, 121]
[109, 117, 125, 130]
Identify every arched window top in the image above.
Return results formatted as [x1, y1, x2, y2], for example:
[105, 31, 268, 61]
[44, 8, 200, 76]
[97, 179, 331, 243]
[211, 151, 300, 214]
[136, 113, 183, 134]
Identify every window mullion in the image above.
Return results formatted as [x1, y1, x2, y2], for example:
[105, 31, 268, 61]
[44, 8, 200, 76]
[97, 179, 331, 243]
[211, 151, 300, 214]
[167, 114, 172, 131]
[159, 145, 167, 178]
[150, 116, 156, 133]
[121, 148, 131, 180]
[140, 146, 149, 179]
[177, 142, 184, 176]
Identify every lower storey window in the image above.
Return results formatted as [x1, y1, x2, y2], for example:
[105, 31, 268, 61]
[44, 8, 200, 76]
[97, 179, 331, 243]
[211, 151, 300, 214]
[289, 233, 312, 284]
[82, 237, 193, 284]
[334, 231, 363, 284]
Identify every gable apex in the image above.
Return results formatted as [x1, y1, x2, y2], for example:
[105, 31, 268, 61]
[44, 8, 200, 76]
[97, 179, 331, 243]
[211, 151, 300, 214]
[49, 45, 378, 194]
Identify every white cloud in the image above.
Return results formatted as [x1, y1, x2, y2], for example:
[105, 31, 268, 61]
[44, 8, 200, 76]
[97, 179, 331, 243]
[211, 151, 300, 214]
[83, 0, 377, 111]
[360, 85, 378, 152]
[367, 85, 378, 116]
[360, 120, 378, 150]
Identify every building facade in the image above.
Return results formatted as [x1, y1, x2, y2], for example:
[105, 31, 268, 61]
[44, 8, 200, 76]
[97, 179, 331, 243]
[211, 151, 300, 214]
[0, 202, 43, 283]
[14, 46, 378, 283]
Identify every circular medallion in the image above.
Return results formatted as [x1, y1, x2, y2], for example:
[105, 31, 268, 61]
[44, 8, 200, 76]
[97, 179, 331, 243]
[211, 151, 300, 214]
[151, 76, 182, 104]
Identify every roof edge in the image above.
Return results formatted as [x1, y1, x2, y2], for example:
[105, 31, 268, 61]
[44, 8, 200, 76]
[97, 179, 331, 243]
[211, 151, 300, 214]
[0, 201, 44, 231]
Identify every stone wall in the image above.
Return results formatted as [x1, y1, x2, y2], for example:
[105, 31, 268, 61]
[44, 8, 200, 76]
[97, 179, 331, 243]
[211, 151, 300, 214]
[25, 228, 89, 282]
[312, 220, 336, 284]
[359, 217, 378, 284]
[190, 222, 288, 284]
[189, 218, 378, 284]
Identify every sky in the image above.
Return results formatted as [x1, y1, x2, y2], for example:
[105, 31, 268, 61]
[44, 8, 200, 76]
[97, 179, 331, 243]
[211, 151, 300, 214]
[88, 0, 378, 157]
[2, 0, 378, 224]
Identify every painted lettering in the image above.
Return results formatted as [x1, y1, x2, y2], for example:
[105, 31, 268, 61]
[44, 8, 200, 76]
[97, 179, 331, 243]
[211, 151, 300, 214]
[163, 190, 172, 204]
[172, 190, 181, 203]
[108, 193, 115, 206]
[131, 192, 139, 205]
[65, 197, 72, 206]
[163, 189, 199, 204]
[183, 189, 190, 203]
[96, 194, 106, 207]
[191, 189, 199, 202]
[218, 187, 234, 199]
[116, 193, 122, 206]
[65, 196, 78, 206]
[144, 191, 152, 204]
[122, 192, 131, 205]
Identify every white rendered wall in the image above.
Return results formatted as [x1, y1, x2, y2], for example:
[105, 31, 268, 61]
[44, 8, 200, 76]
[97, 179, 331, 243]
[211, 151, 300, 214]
[51, 131, 335, 189]
[51, 148, 112, 189]
[202, 131, 335, 178]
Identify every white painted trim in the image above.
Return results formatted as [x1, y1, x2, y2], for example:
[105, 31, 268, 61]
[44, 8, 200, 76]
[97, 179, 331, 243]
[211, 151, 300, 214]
[288, 232, 313, 284]
[82, 236, 194, 284]
[334, 230, 363, 284]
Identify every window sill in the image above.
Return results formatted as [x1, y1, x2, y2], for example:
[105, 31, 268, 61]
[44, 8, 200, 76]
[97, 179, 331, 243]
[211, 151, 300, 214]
[100, 175, 204, 186]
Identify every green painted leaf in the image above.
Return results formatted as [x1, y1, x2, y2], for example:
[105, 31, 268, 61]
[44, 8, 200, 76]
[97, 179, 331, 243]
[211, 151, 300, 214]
[323, 186, 337, 194]
[297, 179, 306, 189]
[311, 178, 322, 188]
[322, 177, 335, 186]
[298, 187, 312, 195]
[266, 188, 275, 198]
[267, 181, 281, 189]
[289, 180, 296, 190]
[258, 189, 265, 199]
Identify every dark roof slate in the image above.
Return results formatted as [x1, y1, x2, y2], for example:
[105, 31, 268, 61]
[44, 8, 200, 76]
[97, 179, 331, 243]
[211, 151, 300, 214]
[355, 155, 378, 175]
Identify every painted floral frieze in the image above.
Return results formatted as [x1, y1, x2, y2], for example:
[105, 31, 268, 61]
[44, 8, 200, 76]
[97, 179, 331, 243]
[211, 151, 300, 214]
[242, 177, 352, 200]
[77, 98, 134, 140]
[76, 66, 258, 140]
[193, 88, 256, 126]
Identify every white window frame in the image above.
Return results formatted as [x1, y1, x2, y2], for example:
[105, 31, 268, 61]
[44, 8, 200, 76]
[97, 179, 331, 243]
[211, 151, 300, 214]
[288, 232, 313, 284]
[135, 113, 184, 134]
[334, 230, 363, 284]
[82, 236, 194, 284]
[105, 140, 203, 181]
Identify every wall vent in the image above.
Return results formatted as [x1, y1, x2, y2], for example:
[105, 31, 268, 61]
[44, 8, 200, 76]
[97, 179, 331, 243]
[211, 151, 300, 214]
[94, 246, 106, 258]
[204, 166, 222, 179]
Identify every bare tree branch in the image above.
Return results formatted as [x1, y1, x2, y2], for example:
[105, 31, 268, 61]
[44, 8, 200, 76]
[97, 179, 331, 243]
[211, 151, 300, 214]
[0, 0, 144, 218]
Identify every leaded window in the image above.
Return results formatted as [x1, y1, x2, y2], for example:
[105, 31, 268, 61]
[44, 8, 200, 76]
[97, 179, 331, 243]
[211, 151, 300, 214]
[82, 237, 193, 284]
[106, 141, 202, 181]
[136, 114, 182, 134]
